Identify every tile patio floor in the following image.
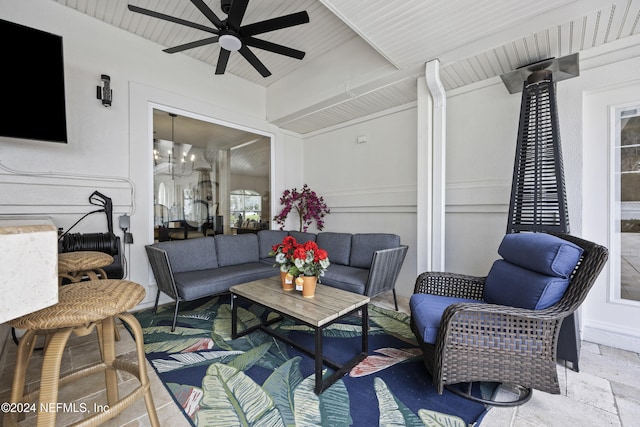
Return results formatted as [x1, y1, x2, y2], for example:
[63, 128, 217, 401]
[0, 294, 638, 426]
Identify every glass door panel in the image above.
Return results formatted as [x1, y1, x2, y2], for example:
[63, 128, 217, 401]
[615, 106, 640, 302]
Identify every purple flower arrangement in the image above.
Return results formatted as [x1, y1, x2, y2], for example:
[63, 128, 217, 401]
[273, 184, 330, 232]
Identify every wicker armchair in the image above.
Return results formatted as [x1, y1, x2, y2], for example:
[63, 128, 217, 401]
[410, 232, 608, 405]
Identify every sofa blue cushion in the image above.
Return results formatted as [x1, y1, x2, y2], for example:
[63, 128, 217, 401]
[410, 294, 483, 344]
[350, 233, 401, 269]
[154, 238, 218, 273]
[215, 234, 260, 267]
[257, 230, 289, 259]
[174, 263, 274, 300]
[317, 232, 352, 266]
[484, 260, 571, 310]
[320, 264, 369, 295]
[498, 233, 583, 278]
[288, 231, 316, 244]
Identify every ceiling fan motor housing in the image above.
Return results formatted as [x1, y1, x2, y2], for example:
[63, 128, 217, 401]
[221, 0, 232, 15]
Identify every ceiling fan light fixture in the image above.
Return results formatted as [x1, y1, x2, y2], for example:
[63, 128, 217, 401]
[128, 1, 309, 77]
[219, 33, 242, 52]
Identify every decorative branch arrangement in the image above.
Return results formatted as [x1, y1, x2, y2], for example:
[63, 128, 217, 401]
[273, 184, 330, 232]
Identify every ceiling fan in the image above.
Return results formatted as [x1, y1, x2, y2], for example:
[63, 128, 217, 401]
[128, 0, 309, 77]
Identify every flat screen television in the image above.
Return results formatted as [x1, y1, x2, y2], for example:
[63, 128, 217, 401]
[0, 19, 68, 143]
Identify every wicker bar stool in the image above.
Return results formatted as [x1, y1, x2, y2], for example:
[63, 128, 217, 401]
[57, 251, 114, 285]
[57, 251, 119, 342]
[4, 279, 159, 427]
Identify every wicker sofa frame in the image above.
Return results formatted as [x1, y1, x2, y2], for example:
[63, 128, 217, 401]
[409, 232, 608, 401]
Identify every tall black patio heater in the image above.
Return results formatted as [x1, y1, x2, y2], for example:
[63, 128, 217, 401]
[500, 53, 582, 369]
[506, 69, 570, 233]
[501, 54, 580, 233]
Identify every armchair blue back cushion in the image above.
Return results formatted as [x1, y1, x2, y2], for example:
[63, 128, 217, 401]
[411, 233, 583, 344]
[483, 233, 583, 309]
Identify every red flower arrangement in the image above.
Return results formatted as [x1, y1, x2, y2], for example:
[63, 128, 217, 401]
[273, 184, 330, 232]
[270, 236, 330, 277]
[270, 236, 298, 273]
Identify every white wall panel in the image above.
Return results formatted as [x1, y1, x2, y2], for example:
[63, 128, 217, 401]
[301, 107, 418, 297]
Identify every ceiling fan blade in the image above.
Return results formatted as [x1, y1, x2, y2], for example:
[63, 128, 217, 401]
[244, 37, 305, 60]
[190, 0, 224, 29]
[163, 36, 219, 54]
[215, 49, 231, 75]
[239, 46, 271, 77]
[227, 0, 248, 32]
[128, 4, 218, 34]
[241, 11, 309, 37]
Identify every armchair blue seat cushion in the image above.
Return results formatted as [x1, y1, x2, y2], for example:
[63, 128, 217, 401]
[498, 232, 583, 278]
[410, 294, 482, 344]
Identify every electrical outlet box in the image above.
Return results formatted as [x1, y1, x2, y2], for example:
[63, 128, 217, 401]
[119, 214, 130, 230]
[124, 232, 133, 244]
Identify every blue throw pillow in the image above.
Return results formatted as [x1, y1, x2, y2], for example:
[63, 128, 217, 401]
[498, 233, 583, 278]
[410, 293, 483, 344]
[484, 260, 571, 310]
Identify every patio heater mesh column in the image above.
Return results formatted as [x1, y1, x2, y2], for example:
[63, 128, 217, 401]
[507, 70, 569, 234]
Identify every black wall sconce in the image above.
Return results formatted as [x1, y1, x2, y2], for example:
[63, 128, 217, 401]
[96, 74, 112, 107]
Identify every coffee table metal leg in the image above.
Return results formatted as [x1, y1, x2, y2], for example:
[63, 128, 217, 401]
[231, 294, 238, 339]
[362, 305, 368, 354]
[314, 327, 323, 394]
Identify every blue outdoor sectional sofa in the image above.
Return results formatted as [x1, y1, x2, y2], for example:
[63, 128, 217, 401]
[145, 230, 408, 330]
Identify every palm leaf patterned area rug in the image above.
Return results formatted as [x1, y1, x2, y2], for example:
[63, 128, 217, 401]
[133, 295, 489, 426]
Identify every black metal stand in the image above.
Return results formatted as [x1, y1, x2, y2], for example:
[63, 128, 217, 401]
[445, 382, 532, 407]
[557, 312, 581, 371]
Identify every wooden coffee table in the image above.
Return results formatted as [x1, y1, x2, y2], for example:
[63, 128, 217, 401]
[230, 276, 370, 394]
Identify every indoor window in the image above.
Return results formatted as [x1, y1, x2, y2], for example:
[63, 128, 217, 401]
[230, 190, 262, 228]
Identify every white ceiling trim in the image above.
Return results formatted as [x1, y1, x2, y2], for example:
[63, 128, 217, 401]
[318, 0, 402, 69]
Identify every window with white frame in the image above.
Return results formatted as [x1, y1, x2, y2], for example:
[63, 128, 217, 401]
[614, 105, 640, 302]
[230, 189, 262, 228]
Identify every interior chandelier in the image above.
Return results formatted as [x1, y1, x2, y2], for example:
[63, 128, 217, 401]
[153, 113, 195, 178]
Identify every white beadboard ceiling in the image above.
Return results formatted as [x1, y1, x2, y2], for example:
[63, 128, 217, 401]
[54, 0, 639, 135]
